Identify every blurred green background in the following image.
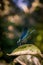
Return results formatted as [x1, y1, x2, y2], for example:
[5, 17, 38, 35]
[0, 0, 43, 65]
[0, 0, 43, 55]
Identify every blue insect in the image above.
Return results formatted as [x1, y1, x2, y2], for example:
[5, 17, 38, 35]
[12, 0, 34, 12]
[17, 28, 35, 46]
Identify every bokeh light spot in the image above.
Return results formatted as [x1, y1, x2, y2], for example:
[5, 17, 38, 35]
[36, 35, 42, 41]
[8, 25, 14, 31]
